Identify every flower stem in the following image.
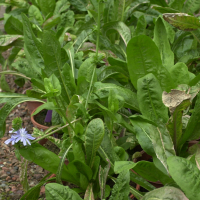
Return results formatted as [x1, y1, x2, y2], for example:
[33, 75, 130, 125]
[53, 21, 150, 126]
[31, 118, 81, 144]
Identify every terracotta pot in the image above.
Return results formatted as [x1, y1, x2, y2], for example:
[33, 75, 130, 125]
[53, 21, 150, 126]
[26, 101, 44, 114]
[31, 107, 51, 145]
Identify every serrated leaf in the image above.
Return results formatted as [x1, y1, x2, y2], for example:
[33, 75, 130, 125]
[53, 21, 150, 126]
[168, 156, 200, 200]
[45, 183, 83, 200]
[163, 13, 200, 31]
[109, 170, 130, 200]
[85, 118, 104, 168]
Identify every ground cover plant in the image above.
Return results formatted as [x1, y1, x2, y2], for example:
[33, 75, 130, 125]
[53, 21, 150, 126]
[1, 0, 200, 199]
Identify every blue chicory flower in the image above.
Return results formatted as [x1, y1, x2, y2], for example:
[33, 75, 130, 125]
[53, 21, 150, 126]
[4, 128, 35, 146]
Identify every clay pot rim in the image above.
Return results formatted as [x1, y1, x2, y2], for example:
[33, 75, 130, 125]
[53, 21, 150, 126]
[31, 107, 50, 130]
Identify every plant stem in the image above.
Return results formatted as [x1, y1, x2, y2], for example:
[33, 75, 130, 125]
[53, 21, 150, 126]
[32, 118, 81, 144]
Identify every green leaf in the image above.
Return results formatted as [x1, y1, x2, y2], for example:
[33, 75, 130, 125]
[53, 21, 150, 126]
[141, 186, 189, 200]
[127, 35, 175, 91]
[84, 183, 94, 200]
[183, 0, 200, 14]
[68, 0, 88, 11]
[45, 183, 83, 200]
[137, 73, 168, 124]
[168, 156, 200, 200]
[43, 15, 61, 30]
[28, 5, 44, 26]
[0, 35, 22, 47]
[130, 116, 176, 174]
[109, 170, 130, 200]
[38, 0, 56, 16]
[22, 13, 44, 74]
[163, 13, 200, 31]
[134, 15, 146, 36]
[167, 99, 191, 152]
[20, 158, 29, 192]
[102, 21, 131, 46]
[4, 15, 23, 35]
[0, 74, 12, 92]
[130, 171, 156, 192]
[56, 144, 72, 184]
[43, 31, 71, 103]
[169, 0, 185, 11]
[85, 118, 104, 168]
[99, 160, 111, 199]
[73, 137, 86, 164]
[169, 62, 190, 85]
[19, 143, 78, 185]
[114, 161, 136, 174]
[150, 0, 168, 7]
[98, 132, 120, 168]
[54, 0, 70, 15]
[154, 17, 174, 69]
[92, 82, 139, 112]
[189, 143, 200, 170]
[152, 5, 180, 14]
[180, 93, 200, 145]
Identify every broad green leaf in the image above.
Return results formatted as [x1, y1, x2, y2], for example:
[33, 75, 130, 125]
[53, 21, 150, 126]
[84, 183, 94, 200]
[109, 170, 130, 200]
[141, 186, 189, 200]
[43, 31, 70, 104]
[21, 13, 44, 74]
[137, 73, 168, 124]
[92, 82, 139, 112]
[168, 156, 200, 200]
[77, 57, 96, 96]
[127, 35, 175, 91]
[73, 137, 86, 164]
[45, 183, 83, 200]
[4, 15, 23, 35]
[134, 15, 146, 36]
[130, 170, 156, 191]
[38, 0, 56, 16]
[189, 143, 200, 170]
[85, 118, 104, 168]
[19, 143, 78, 185]
[152, 5, 180, 13]
[150, 0, 168, 7]
[98, 132, 120, 168]
[28, 5, 43, 26]
[32, 102, 56, 116]
[0, 74, 12, 92]
[183, 0, 200, 14]
[130, 116, 175, 174]
[102, 21, 131, 46]
[167, 99, 191, 152]
[43, 15, 61, 30]
[169, 62, 190, 85]
[180, 93, 200, 145]
[163, 13, 200, 31]
[68, 0, 88, 11]
[54, 0, 70, 15]
[130, 115, 156, 157]
[115, 161, 172, 184]
[154, 17, 174, 69]
[169, 0, 185, 11]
